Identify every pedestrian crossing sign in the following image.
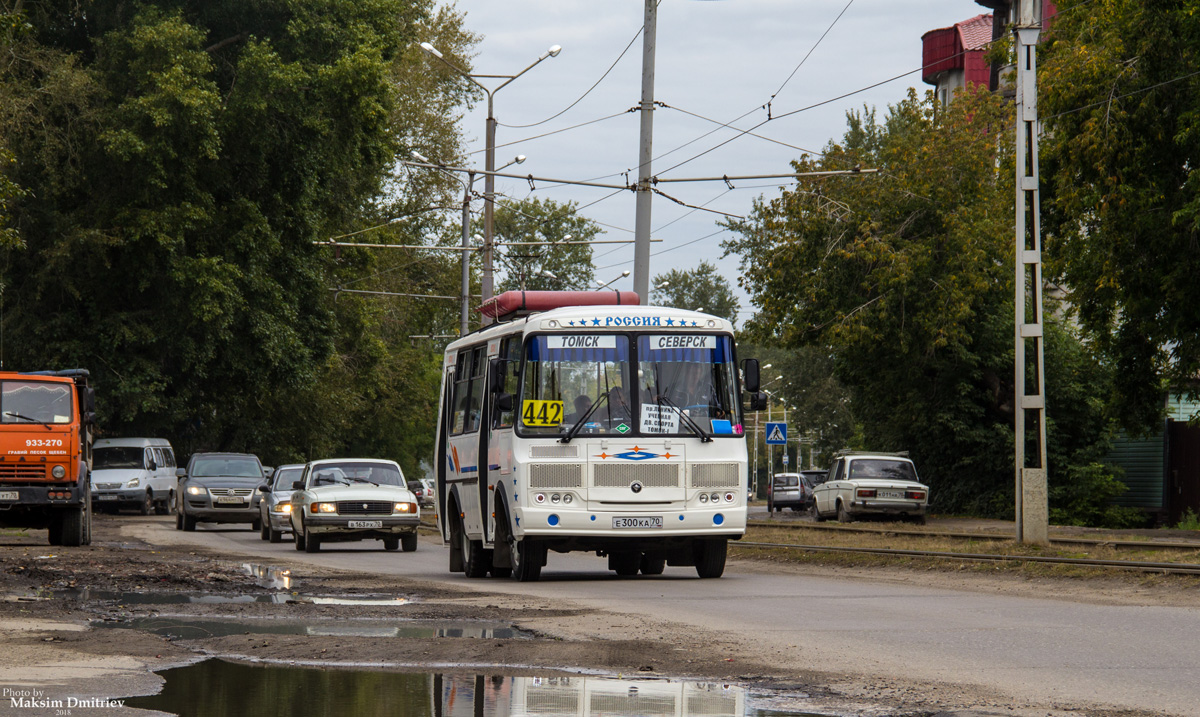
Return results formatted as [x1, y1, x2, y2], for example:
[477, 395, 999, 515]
[765, 422, 787, 445]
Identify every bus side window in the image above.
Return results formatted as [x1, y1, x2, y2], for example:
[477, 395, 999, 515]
[451, 351, 471, 435]
[494, 336, 520, 429]
[465, 346, 486, 433]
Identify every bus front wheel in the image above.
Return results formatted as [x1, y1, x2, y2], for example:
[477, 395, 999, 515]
[509, 532, 545, 583]
[459, 515, 489, 578]
[694, 538, 727, 579]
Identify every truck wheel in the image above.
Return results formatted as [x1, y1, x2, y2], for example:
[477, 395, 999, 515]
[56, 507, 85, 547]
[694, 537, 727, 579]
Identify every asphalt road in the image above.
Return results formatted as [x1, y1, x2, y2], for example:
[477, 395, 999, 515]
[128, 517, 1200, 717]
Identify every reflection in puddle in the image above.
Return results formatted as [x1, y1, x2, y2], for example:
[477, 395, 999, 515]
[94, 617, 530, 640]
[126, 661, 825, 717]
[242, 563, 292, 590]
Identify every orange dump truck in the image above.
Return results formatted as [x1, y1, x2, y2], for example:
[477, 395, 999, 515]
[0, 369, 95, 546]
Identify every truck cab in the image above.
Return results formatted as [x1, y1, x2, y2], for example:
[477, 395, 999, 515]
[0, 370, 95, 545]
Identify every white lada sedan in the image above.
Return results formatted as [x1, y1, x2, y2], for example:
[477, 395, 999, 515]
[812, 452, 929, 524]
[288, 458, 420, 553]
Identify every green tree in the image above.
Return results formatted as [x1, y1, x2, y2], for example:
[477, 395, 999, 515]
[725, 87, 1130, 522]
[1039, 0, 1200, 435]
[0, 0, 472, 478]
[494, 197, 599, 292]
[650, 260, 739, 324]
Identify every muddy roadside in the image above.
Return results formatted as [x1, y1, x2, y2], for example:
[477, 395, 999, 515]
[0, 516, 1186, 717]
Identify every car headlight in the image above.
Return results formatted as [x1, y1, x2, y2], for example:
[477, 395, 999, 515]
[51, 465, 66, 479]
[393, 502, 417, 514]
[313, 502, 337, 514]
[186, 485, 206, 495]
[271, 502, 292, 514]
[126, 477, 140, 488]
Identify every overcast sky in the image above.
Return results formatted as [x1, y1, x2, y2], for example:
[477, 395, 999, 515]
[438, 0, 992, 320]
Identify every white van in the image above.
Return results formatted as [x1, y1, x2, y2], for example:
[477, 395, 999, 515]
[91, 438, 177, 514]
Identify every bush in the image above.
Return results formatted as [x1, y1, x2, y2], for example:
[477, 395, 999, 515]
[1048, 462, 1146, 529]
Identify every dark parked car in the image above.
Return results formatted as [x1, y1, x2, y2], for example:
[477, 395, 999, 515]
[767, 472, 811, 513]
[175, 452, 266, 532]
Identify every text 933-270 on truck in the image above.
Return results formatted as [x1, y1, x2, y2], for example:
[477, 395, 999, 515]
[0, 369, 96, 546]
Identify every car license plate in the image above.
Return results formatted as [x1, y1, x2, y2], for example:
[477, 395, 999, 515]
[879, 490, 904, 499]
[348, 520, 383, 529]
[0, 491, 17, 501]
[99, 495, 119, 501]
[612, 516, 662, 529]
[216, 496, 244, 504]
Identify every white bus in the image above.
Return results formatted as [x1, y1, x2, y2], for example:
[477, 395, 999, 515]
[434, 291, 766, 581]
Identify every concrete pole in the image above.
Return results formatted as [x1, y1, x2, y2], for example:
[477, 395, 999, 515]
[1014, 11, 1049, 545]
[460, 171, 475, 337]
[482, 95, 496, 326]
[632, 0, 657, 304]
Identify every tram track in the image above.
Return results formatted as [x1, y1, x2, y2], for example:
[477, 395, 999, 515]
[735, 539, 1200, 575]
[746, 518, 1200, 552]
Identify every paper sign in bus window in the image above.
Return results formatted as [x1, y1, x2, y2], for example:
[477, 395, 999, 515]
[522, 400, 564, 427]
[640, 404, 680, 434]
[545, 335, 617, 350]
[646, 335, 715, 350]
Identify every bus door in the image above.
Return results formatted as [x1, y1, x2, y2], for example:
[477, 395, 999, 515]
[485, 335, 521, 543]
[435, 357, 454, 541]
[446, 345, 486, 537]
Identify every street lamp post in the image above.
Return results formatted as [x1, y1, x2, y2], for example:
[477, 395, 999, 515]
[596, 270, 631, 291]
[419, 41, 561, 324]
[412, 151, 474, 336]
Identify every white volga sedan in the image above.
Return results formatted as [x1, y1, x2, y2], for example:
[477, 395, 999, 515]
[288, 458, 420, 553]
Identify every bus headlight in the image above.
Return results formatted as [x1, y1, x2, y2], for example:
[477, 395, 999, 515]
[51, 465, 66, 479]
[562, 493, 573, 505]
[550, 493, 561, 504]
[709, 492, 720, 503]
[699, 493, 709, 503]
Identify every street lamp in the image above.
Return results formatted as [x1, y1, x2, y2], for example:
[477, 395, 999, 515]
[419, 41, 562, 324]
[596, 270, 630, 291]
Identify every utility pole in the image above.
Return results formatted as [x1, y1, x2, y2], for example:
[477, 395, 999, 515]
[632, 0, 657, 304]
[459, 171, 475, 337]
[1013, 0, 1048, 545]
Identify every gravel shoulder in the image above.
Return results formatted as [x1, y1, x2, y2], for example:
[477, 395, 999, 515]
[0, 514, 1191, 717]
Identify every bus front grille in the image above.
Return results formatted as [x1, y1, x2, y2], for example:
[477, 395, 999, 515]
[529, 463, 583, 488]
[689, 463, 740, 489]
[530, 445, 579, 458]
[593, 464, 680, 488]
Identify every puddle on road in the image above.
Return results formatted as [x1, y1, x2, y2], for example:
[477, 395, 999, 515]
[34, 587, 411, 605]
[126, 661, 827, 717]
[94, 616, 531, 640]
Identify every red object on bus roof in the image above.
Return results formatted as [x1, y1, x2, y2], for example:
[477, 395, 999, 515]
[478, 290, 641, 319]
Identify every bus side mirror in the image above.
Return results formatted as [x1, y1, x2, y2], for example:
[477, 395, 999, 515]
[496, 393, 514, 412]
[489, 358, 508, 393]
[748, 392, 768, 411]
[742, 359, 761, 392]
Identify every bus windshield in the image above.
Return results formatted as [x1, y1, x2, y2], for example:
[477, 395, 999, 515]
[518, 333, 741, 438]
[637, 334, 741, 436]
[520, 334, 633, 436]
